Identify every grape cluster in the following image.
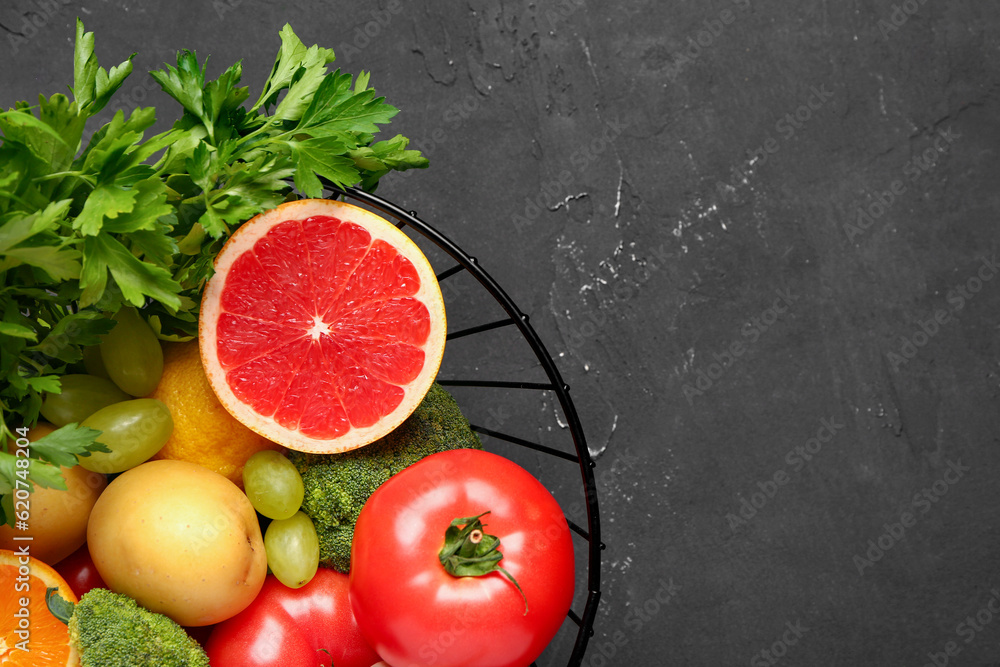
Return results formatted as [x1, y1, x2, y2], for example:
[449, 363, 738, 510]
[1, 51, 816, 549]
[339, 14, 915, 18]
[243, 450, 320, 588]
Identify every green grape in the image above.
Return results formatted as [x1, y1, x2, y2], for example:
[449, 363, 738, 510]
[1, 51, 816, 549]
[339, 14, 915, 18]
[243, 450, 305, 520]
[100, 307, 164, 396]
[79, 399, 174, 473]
[82, 344, 111, 379]
[40, 374, 131, 427]
[264, 511, 319, 589]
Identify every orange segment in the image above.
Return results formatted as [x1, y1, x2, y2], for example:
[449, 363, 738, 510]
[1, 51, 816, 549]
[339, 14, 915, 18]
[0, 549, 79, 666]
[200, 199, 447, 454]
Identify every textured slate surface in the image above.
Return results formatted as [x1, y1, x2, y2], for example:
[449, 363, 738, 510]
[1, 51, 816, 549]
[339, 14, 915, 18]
[3, 1, 1000, 665]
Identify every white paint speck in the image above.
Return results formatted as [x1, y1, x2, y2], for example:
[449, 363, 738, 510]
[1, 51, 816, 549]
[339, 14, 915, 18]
[549, 192, 589, 212]
[614, 163, 624, 218]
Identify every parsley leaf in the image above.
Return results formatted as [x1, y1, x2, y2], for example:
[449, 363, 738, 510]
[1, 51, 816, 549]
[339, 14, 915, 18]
[252, 24, 335, 114]
[289, 138, 360, 198]
[72, 18, 135, 118]
[30, 423, 108, 469]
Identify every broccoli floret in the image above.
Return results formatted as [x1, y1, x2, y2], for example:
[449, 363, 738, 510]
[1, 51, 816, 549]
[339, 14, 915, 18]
[288, 383, 483, 572]
[60, 588, 209, 666]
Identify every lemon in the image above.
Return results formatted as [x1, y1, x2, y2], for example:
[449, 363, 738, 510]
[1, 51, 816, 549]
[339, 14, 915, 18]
[150, 340, 281, 485]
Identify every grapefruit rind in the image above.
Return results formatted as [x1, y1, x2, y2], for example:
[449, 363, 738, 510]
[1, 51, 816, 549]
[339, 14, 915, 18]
[199, 198, 446, 454]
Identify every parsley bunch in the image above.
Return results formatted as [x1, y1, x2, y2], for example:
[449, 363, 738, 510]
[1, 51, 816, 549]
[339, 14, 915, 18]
[0, 20, 427, 524]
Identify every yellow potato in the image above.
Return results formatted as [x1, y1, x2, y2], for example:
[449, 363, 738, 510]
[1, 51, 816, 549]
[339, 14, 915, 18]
[87, 459, 266, 626]
[0, 423, 107, 565]
[0, 464, 107, 565]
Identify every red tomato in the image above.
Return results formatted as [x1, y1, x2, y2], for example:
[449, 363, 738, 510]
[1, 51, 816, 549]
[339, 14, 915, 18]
[54, 543, 106, 598]
[206, 568, 379, 667]
[183, 623, 215, 647]
[350, 449, 575, 667]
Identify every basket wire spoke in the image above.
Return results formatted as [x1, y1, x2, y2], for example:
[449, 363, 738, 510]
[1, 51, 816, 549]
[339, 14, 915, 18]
[469, 423, 579, 463]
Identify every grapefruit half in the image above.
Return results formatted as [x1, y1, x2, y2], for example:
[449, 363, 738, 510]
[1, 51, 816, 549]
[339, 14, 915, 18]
[200, 199, 446, 454]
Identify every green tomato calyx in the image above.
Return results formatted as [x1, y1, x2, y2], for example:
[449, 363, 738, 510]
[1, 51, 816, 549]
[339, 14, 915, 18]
[438, 511, 528, 615]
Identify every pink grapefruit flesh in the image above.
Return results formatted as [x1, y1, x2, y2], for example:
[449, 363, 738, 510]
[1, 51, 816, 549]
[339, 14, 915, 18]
[200, 199, 446, 453]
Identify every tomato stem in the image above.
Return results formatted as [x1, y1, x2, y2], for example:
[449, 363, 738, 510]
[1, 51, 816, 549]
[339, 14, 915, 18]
[438, 511, 529, 615]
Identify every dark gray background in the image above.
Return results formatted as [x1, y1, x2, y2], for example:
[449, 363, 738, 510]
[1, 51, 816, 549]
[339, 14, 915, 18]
[3, 1, 1000, 665]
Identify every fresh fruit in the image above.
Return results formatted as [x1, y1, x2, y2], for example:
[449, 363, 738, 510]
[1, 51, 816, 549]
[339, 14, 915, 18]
[40, 374, 130, 427]
[55, 544, 107, 599]
[0, 465, 107, 566]
[0, 423, 107, 565]
[199, 198, 447, 454]
[0, 549, 80, 666]
[150, 340, 282, 486]
[86, 460, 267, 626]
[263, 511, 319, 589]
[99, 306, 164, 396]
[350, 450, 575, 667]
[78, 399, 174, 473]
[206, 569, 381, 667]
[82, 346, 111, 379]
[242, 450, 304, 520]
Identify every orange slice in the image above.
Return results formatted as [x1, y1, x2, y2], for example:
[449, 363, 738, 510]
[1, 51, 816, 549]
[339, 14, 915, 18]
[0, 549, 79, 666]
[200, 198, 446, 454]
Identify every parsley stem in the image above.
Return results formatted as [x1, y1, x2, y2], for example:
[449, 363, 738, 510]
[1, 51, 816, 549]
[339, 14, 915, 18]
[0, 191, 35, 209]
[238, 118, 279, 145]
[20, 355, 44, 373]
[33, 170, 89, 183]
[49, 172, 95, 202]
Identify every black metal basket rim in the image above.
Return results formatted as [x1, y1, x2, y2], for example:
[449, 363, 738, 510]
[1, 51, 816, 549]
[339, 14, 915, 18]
[325, 185, 603, 666]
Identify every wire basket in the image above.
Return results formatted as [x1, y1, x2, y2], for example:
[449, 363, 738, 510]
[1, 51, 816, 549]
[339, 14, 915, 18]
[326, 186, 602, 666]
